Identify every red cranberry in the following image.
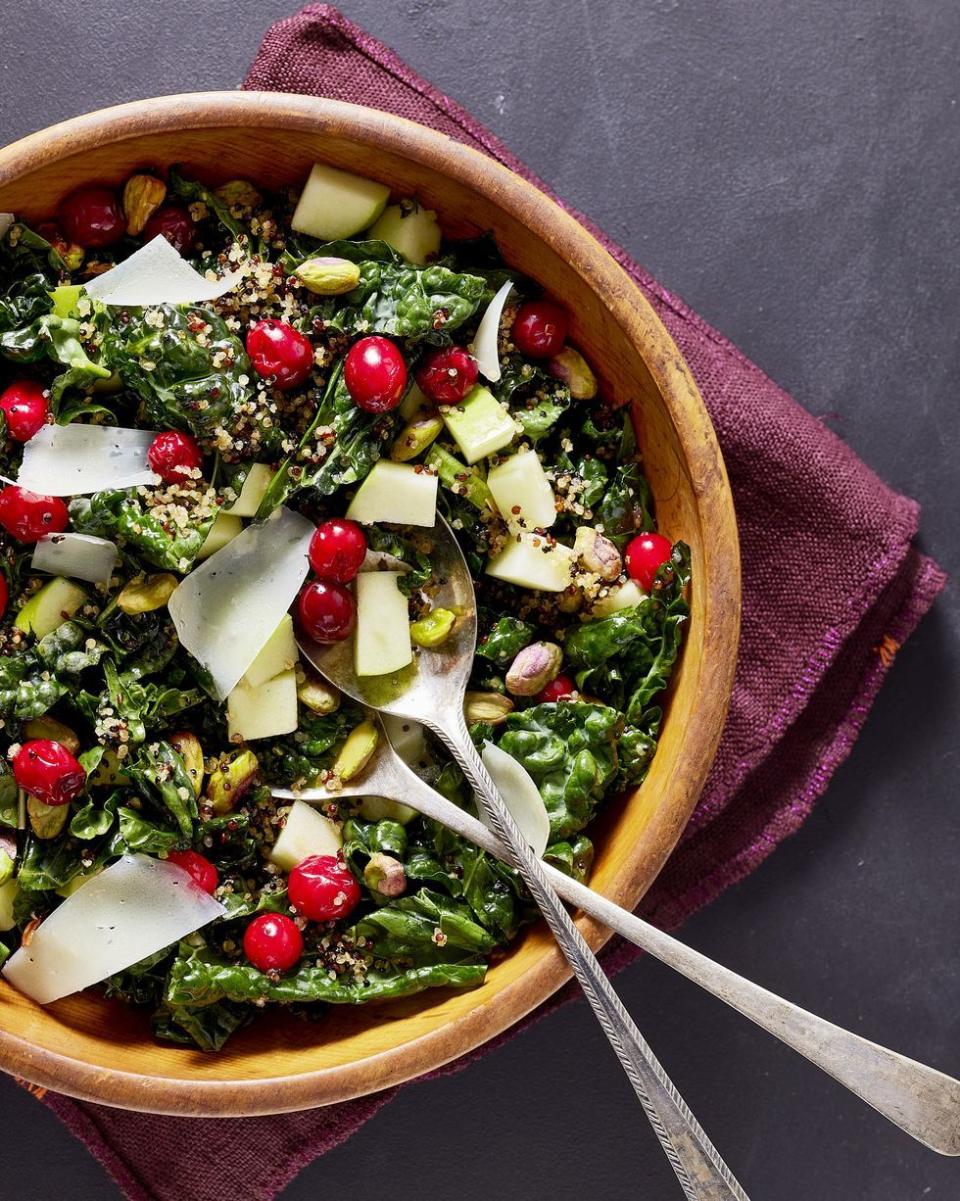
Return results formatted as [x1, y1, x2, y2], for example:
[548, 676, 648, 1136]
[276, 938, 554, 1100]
[625, 532, 673, 591]
[246, 320, 314, 391]
[415, 346, 478, 405]
[0, 380, 49, 443]
[308, 519, 367, 584]
[166, 849, 219, 895]
[0, 487, 69, 544]
[512, 300, 569, 358]
[142, 205, 196, 255]
[344, 336, 407, 413]
[0, 576, 7, 620]
[243, 913, 303, 973]
[12, 740, 86, 807]
[536, 674, 577, 703]
[288, 854, 361, 923]
[147, 431, 203, 484]
[58, 186, 125, 248]
[296, 580, 356, 644]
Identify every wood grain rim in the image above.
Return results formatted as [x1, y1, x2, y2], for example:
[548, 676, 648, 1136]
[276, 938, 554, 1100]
[0, 92, 740, 1115]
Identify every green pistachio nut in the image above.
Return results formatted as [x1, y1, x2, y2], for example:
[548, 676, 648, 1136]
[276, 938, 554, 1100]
[364, 852, 407, 897]
[573, 526, 623, 582]
[505, 641, 564, 697]
[410, 606, 456, 649]
[463, 690, 515, 725]
[215, 179, 263, 212]
[295, 665, 341, 715]
[27, 795, 70, 841]
[390, 412, 444, 462]
[117, 573, 179, 615]
[296, 256, 362, 296]
[169, 731, 205, 799]
[332, 721, 379, 782]
[206, 749, 259, 815]
[546, 346, 598, 400]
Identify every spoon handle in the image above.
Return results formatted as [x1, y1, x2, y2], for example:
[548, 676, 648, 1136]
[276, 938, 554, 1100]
[349, 752, 960, 1157]
[430, 712, 749, 1201]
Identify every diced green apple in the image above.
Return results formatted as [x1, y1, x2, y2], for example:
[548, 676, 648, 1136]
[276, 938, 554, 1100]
[486, 449, 557, 529]
[49, 283, 84, 318]
[242, 614, 298, 688]
[196, 511, 243, 561]
[367, 202, 442, 264]
[355, 572, 412, 677]
[346, 460, 438, 527]
[442, 385, 516, 464]
[269, 800, 343, 871]
[291, 163, 390, 241]
[224, 464, 275, 518]
[591, 579, 647, 617]
[227, 668, 298, 742]
[486, 534, 574, 593]
[399, 380, 431, 422]
[15, 577, 87, 639]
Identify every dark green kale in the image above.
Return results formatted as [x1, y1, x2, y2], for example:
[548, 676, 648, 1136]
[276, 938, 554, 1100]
[256, 704, 360, 786]
[70, 490, 216, 573]
[476, 616, 535, 668]
[0, 621, 106, 719]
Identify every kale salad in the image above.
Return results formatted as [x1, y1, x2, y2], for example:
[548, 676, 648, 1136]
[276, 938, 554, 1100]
[0, 162, 689, 1051]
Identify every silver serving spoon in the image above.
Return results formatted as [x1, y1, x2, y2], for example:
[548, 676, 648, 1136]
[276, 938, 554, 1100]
[276, 723, 960, 1157]
[297, 514, 748, 1201]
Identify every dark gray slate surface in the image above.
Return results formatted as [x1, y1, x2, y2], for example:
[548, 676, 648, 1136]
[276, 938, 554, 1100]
[2, 2, 958, 1198]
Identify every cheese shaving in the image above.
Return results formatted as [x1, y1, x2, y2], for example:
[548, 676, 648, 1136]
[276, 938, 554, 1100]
[84, 234, 246, 306]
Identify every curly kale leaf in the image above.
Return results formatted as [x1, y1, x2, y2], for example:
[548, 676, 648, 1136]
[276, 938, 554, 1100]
[498, 702, 622, 840]
[167, 169, 243, 240]
[476, 616, 535, 668]
[125, 740, 200, 839]
[96, 304, 270, 452]
[0, 313, 111, 402]
[354, 888, 496, 962]
[102, 947, 171, 1007]
[70, 490, 215, 573]
[165, 943, 486, 1007]
[543, 835, 594, 884]
[309, 259, 486, 338]
[0, 271, 53, 337]
[152, 999, 251, 1052]
[364, 525, 432, 595]
[492, 355, 570, 444]
[0, 761, 17, 828]
[285, 237, 400, 269]
[257, 363, 392, 515]
[564, 543, 691, 722]
[0, 621, 106, 719]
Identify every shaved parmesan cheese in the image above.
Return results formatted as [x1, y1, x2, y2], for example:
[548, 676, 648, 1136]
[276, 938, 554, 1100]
[84, 234, 245, 306]
[481, 741, 550, 858]
[470, 280, 514, 383]
[2, 854, 224, 1005]
[32, 532, 119, 583]
[0, 214, 13, 241]
[17, 424, 160, 495]
[168, 506, 313, 699]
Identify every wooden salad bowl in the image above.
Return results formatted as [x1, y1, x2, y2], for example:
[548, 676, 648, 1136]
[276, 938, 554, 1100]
[0, 93, 740, 1115]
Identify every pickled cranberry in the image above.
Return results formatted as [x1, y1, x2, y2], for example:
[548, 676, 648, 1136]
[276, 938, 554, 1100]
[12, 740, 86, 807]
[147, 431, 203, 483]
[142, 205, 196, 255]
[243, 913, 303, 973]
[288, 854, 361, 922]
[0, 486, 69, 544]
[58, 186, 125, 248]
[296, 580, 356, 643]
[625, 532, 673, 591]
[414, 346, 478, 405]
[308, 518, 367, 584]
[246, 320, 314, 391]
[0, 379, 49, 442]
[536, 674, 577, 703]
[512, 301, 569, 358]
[344, 336, 407, 413]
[166, 849, 219, 895]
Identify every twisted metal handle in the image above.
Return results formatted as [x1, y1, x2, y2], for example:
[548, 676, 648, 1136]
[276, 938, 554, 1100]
[430, 711, 750, 1201]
